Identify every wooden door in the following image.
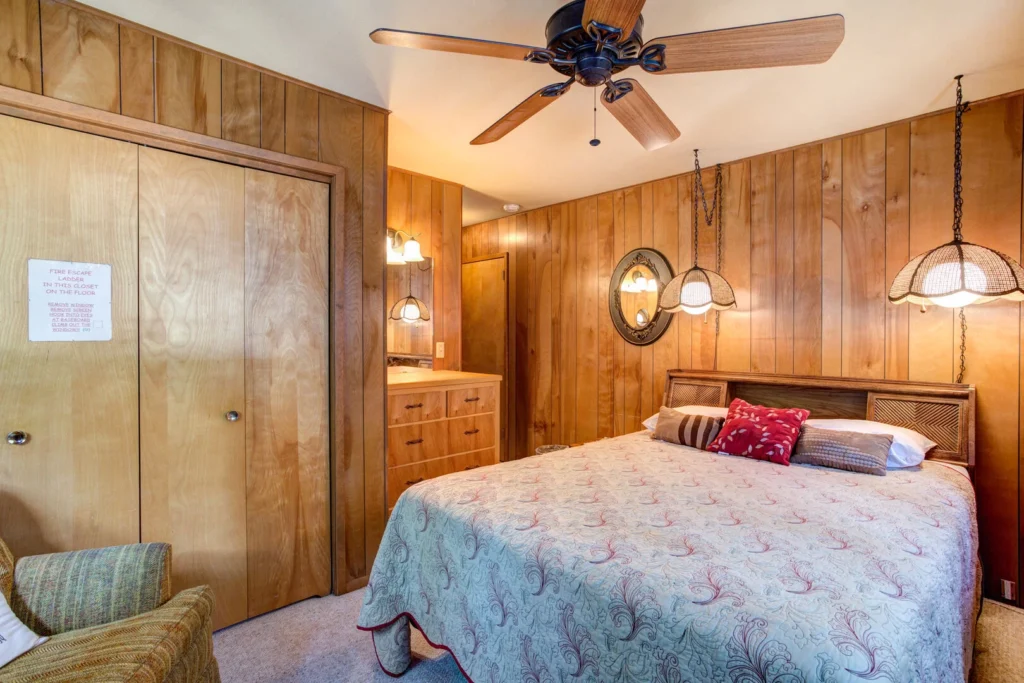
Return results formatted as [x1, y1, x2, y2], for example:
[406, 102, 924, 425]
[0, 115, 140, 558]
[461, 256, 508, 458]
[138, 147, 247, 630]
[244, 168, 331, 617]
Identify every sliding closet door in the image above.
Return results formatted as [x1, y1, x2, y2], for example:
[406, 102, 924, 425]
[139, 148, 248, 629]
[244, 169, 331, 617]
[0, 115, 139, 558]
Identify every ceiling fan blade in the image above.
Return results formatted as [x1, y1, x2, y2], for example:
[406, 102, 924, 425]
[582, 0, 646, 35]
[601, 79, 680, 151]
[645, 14, 844, 74]
[471, 81, 572, 145]
[370, 28, 545, 61]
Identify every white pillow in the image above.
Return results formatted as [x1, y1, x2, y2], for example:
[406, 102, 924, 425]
[0, 592, 46, 670]
[804, 418, 937, 468]
[643, 405, 728, 431]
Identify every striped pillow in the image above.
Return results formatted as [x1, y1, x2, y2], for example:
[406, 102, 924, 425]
[652, 407, 723, 450]
[790, 426, 892, 476]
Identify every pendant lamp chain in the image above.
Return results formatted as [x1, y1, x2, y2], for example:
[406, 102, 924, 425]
[692, 149, 726, 368]
[952, 75, 970, 383]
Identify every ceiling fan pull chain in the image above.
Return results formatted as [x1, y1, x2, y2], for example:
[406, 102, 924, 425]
[590, 88, 601, 147]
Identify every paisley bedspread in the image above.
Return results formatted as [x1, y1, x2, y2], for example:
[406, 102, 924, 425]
[357, 431, 980, 683]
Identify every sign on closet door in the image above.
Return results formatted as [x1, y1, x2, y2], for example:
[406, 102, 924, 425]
[27, 259, 112, 341]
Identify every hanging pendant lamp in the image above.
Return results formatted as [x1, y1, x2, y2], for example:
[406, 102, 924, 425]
[889, 76, 1024, 309]
[388, 263, 431, 323]
[661, 150, 737, 315]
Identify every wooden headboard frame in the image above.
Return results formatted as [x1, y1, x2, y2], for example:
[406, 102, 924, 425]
[663, 370, 976, 471]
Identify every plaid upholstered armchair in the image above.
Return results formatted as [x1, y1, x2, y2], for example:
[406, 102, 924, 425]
[0, 538, 219, 682]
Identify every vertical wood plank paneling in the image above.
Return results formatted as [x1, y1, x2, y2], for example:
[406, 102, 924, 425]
[155, 39, 221, 136]
[597, 192, 617, 436]
[621, 188, 642, 431]
[961, 97, 1022, 599]
[676, 175, 693, 370]
[361, 108, 387, 569]
[286, 82, 319, 161]
[841, 130, 887, 379]
[885, 123, 911, 380]
[41, 0, 119, 112]
[639, 184, 654, 419]
[318, 94, 365, 586]
[750, 155, 776, 373]
[526, 210, 538, 455]
[559, 204, 577, 445]
[821, 139, 843, 376]
[652, 178, 679, 404]
[443, 183, 462, 369]
[909, 111, 955, 382]
[612, 191, 626, 434]
[0, 0, 41, 93]
[718, 161, 751, 372]
[529, 209, 552, 451]
[793, 146, 823, 375]
[222, 61, 260, 147]
[261, 74, 285, 153]
[575, 198, 599, 443]
[515, 213, 531, 455]
[431, 181, 445, 367]
[504, 215, 519, 458]
[550, 207, 562, 445]
[119, 26, 154, 121]
[774, 152, 795, 373]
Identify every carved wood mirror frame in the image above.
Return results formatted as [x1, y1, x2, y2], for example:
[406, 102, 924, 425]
[608, 247, 674, 346]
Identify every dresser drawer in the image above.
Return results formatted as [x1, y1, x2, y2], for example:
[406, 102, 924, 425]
[387, 390, 446, 426]
[447, 385, 497, 418]
[387, 421, 448, 467]
[448, 414, 496, 454]
[387, 450, 494, 508]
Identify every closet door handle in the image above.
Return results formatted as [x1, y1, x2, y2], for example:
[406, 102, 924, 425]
[464, 429, 480, 436]
[405, 477, 424, 486]
[225, 411, 240, 422]
[405, 402, 424, 410]
[464, 397, 480, 403]
[405, 438, 424, 446]
[6, 431, 28, 446]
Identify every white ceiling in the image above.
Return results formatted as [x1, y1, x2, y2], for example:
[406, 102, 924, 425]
[83, 0, 1024, 225]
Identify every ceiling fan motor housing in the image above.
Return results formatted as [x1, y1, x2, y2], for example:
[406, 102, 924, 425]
[545, 0, 644, 87]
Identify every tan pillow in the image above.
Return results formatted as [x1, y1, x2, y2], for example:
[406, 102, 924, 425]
[652, 407, 723, 450]
[791, 426, 892, 476]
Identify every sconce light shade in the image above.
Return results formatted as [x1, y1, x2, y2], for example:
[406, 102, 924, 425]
[661, 265, 736, 315]
[403, 237, 424, 262]
[386, 233, 406, 265]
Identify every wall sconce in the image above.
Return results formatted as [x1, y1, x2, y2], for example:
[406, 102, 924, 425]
[387, 228, 424, 265]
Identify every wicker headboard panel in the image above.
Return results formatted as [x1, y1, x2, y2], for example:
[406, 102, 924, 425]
[663, 371, 976, 470]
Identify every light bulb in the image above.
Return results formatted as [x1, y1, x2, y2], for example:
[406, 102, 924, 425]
[635, 275, 648, 291]
[681, 303, 713, 315]
[400, 303, 421, 322]
[680, 280, 712, 313]
[403, 237, 423, 262]
[922, 261, 986, 308]
[646, 279, 659, 292]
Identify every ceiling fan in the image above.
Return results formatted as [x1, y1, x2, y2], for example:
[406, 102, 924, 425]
[371, 1, 844, 151]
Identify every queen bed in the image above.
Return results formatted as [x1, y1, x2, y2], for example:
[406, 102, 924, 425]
[358, 371, 981, 683]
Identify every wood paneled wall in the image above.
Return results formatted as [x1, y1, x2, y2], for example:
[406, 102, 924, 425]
[464, 93, 1024, 603]
[386, 167, 462, 370]
[0, 0, 389, 592]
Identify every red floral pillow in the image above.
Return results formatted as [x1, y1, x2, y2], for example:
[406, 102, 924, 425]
[707, 398, 810, 465]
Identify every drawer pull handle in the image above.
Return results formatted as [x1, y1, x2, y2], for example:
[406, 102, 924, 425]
[405, 438, 424, 446]
[464, 429, 480, 435]
[405, 403, 424, 410]
[464, 465, 480, 471]
[405, 477, 424, 486]
[464, 397, 481, 403]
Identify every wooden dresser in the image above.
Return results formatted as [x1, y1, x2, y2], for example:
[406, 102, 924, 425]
[386, 368, 502, 511]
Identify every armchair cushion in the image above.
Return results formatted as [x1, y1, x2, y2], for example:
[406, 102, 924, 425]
[12, 543, 171, 636]
[0, 586, 218, 683]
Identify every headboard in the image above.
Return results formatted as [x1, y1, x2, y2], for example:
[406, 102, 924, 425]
[663, 370, 976, 471]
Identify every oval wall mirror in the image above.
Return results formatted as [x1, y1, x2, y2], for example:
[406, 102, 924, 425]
[608, 248, 674, 346]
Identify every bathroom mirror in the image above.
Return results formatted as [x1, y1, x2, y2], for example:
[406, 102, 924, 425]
[608, 248, 674, 346]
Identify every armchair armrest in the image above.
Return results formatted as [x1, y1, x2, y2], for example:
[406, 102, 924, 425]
[12, 543, 171, 636]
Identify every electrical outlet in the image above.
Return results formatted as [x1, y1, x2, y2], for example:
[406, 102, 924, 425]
[1002, 579, 1016, 602]
[436, 342, 445, 359]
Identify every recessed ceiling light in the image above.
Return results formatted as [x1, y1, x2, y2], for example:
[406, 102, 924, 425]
[503, 203, 521, 213]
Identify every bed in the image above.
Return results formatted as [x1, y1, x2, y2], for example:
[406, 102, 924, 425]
[358, 371, 981, 683]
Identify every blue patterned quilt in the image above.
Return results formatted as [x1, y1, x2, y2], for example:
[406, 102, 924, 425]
[358, 432, 980, 683]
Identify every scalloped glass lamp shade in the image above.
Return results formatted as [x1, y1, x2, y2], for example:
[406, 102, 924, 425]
[661, 266, 737, 315]
[888, 240, 1024, 308]
[389, 295, 430, 323]
[402, 237, 424, 262]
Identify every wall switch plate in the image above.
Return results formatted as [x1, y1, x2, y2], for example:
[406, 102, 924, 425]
[1002, 579, 1016, 601]
[436, 342, 445, 359]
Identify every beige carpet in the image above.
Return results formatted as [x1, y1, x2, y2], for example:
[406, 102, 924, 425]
[214, 591, 1021, 682]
